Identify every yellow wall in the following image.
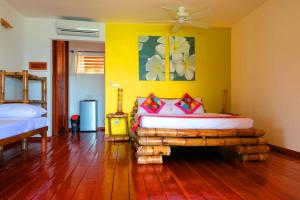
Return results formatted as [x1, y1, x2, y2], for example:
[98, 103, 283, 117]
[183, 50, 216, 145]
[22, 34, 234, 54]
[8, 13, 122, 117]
[105, 23, 231, 135]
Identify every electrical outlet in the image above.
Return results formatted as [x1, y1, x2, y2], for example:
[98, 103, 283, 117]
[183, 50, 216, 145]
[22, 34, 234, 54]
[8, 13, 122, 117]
[110, 81, 120, 88]
[114, 119, 120, 126]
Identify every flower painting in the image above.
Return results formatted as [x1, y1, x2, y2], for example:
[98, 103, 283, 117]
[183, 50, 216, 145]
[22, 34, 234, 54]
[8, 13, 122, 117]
[138, 36, 165, 81]
[169, 36, 195, 81]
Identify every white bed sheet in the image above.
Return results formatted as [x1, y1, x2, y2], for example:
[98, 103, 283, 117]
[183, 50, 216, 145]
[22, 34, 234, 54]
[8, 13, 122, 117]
[0, 117, 48, 140]
[139, 113, 253, 129]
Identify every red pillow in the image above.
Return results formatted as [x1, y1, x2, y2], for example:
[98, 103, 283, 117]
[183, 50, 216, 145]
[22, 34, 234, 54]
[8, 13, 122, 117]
[175, 93, 202, 114]
[141, 93, 165, 114]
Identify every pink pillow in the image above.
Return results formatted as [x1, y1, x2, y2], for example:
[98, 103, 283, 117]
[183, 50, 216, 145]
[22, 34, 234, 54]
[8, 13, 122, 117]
[141, 93, 166, 114]
[175, 93, 202, 114]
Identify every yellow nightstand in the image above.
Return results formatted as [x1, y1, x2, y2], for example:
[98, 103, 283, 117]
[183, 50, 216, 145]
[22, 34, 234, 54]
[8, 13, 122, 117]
[105, 113, 130, 141]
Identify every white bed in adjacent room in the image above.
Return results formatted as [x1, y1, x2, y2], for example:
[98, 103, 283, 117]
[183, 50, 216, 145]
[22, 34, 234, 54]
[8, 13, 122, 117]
[0, 117, 48, 140]
[138, 113, 254, 129]
[0, 71, 48, 154]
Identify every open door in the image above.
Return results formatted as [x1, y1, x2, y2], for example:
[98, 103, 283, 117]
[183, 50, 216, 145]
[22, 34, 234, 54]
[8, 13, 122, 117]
[52, 40, 69, 136]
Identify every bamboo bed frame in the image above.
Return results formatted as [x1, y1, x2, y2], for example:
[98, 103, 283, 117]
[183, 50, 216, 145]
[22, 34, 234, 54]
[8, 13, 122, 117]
[0, 70, 48, 155]
[130, 98, 270, 164]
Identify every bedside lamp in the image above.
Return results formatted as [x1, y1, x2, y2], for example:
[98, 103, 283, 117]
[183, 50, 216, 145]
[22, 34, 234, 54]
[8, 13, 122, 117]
[116, 88, 124, 115]
[110, 81, 124, 115]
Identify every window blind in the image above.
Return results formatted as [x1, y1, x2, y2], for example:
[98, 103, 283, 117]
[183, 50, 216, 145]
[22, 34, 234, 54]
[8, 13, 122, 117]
[75, 52, 104, 74]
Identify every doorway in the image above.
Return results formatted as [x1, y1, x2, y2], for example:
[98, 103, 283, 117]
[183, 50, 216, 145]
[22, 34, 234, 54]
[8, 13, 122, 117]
[52, 40, 105, 136]
[68, 41, 105, 131]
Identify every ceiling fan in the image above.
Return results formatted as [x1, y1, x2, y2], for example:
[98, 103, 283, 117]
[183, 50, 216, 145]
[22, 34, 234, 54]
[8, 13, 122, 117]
[147, 6, 213, 32]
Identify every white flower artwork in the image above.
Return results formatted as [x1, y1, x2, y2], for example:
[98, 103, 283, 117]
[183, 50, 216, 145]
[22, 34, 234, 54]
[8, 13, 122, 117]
[169, 36, 190, 62]
[155, 37, 165, 59]
[170, 61, 175, 80]
[145, 55, 165, 80]
[173, 53, 195, 80]
[138, 36, 166, 81]
[138, 36, 194, 81]
[169, 36, 195, 81]
[138, 36, 149, 51]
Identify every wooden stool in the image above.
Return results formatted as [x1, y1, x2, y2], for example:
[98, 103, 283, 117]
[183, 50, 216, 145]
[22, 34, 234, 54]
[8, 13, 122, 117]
[106, 113, 130, 141]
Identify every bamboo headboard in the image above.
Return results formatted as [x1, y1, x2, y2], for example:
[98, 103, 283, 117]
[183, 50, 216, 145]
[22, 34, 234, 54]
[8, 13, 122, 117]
[0, 70, 47, 109]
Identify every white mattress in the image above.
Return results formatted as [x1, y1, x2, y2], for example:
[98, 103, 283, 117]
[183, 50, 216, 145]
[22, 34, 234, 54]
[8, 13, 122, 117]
[0, 117, 48, 140]
[139, 113, 253, 129]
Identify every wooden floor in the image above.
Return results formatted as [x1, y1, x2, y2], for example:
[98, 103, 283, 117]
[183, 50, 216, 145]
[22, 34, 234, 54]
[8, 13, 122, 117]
[0, 132, 300, 200]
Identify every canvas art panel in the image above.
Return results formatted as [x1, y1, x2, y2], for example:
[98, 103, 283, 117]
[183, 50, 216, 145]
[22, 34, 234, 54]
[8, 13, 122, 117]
[169, 36, 195, 81]
[138, 36, 165, 81]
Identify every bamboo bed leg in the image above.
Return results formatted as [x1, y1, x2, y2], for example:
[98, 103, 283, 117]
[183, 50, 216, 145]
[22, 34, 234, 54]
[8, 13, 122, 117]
[242, 153, 269, 161]
[0, 70, 5, 103]
[21, 139, 28, 151]
[22, 70, 29, 103]
[41, 130, 47, 154]
[134, 143, 171, 156]
[136, 155, 163, 164]
[235, 145, 270, 154]
[231, 143, 270, 161]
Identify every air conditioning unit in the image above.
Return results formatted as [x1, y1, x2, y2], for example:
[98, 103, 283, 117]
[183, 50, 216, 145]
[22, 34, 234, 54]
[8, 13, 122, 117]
[56, 19, 101, 37]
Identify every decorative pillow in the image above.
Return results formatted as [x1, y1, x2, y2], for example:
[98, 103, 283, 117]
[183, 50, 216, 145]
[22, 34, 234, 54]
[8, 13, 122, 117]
[175, 93, 202, 114]
[137, 97, 204, 115]
[137, 98, 174, 115]
[141, 93, 165, 114]
[172, 98, 205, 115]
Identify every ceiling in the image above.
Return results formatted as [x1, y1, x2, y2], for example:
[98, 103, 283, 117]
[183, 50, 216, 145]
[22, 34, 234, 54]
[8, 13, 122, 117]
[7, 0, 266, 27]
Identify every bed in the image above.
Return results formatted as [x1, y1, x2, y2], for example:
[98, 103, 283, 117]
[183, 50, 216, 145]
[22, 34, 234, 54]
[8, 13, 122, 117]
[136, 113, 254, 129]
[0, 117, 47, 139]
[0, 70, 48, 155]
[131, 96, 269, 164]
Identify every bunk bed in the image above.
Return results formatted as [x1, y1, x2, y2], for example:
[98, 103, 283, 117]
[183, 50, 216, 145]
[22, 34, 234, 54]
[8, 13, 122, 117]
[0, 70, 48, 154]
[130, 97, 270, 164]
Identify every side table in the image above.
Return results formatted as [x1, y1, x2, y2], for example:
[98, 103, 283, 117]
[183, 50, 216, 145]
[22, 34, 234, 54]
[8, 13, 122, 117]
[105, 112, 130, 141]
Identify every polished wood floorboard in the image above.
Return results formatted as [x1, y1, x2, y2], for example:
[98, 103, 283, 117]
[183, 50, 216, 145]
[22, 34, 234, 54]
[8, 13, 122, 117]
[0, 132, 300, 200]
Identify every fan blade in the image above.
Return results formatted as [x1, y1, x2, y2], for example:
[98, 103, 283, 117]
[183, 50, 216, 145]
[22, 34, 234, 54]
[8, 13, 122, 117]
[161, 7, 178, 18]
[161, 7, 176, 12]
[144, 19, 177, 23]
[171, 23, 181, 33]
[188, 21, 210, 29]
[190, 8, 213, 19]
[144, 20, 177, 24]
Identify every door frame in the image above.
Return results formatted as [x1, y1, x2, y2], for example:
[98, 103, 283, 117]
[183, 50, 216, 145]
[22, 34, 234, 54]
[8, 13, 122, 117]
[52, 40, 69, 136]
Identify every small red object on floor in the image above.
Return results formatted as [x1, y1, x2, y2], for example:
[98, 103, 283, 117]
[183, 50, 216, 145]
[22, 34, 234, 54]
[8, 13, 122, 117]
[71, 115, 79, 120]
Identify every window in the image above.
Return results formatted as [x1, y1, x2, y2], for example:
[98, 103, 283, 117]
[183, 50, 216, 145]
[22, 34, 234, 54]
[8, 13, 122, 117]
[75, 52, 104, 74]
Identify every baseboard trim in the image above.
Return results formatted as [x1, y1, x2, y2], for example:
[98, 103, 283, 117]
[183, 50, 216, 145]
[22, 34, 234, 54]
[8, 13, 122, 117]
[269, 144, 300, 159]
[68, 127, 105, 132]
[97, 127, 105, 131]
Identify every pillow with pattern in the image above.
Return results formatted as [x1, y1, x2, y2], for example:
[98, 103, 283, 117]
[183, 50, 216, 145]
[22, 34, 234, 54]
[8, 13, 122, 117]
[141, 93, 166, 114]
[175, 93, 202, 114]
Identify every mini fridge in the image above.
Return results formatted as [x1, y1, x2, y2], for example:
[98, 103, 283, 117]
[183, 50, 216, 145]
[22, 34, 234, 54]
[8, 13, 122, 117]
[80, 100, 97, 132]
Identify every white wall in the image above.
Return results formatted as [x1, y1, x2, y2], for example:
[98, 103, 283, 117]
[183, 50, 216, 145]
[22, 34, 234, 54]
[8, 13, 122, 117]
[0, 0, 24, 100]
[24, 17, 105, 136]
[0, 0, 24, 71]
[69, 41, 105, 127]
[232, 0, 300, 152]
